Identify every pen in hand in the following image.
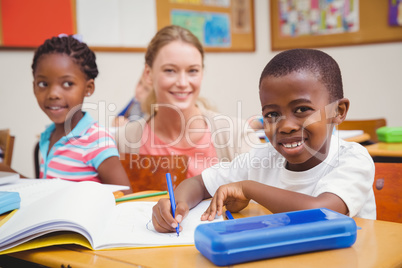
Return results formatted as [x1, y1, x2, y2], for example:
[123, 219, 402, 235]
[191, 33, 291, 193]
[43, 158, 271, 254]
[166, 173, 179, 237]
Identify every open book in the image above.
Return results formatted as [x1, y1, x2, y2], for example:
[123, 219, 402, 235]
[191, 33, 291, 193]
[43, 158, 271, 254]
[0, 181, 222, 254]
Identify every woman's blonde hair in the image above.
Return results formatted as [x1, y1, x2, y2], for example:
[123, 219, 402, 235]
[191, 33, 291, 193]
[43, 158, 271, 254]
[142, 25, 211, 115]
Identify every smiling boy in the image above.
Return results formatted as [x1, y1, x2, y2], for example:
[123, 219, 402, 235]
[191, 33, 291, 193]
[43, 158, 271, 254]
[151, 49, 376, 233]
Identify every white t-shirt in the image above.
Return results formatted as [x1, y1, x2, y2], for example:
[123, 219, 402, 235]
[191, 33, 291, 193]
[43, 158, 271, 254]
[202, 136, 376, 220]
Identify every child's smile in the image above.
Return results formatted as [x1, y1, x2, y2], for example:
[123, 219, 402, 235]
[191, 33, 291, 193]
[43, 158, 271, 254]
[33, 53, 94, 130]
[260, 70, 335, 171]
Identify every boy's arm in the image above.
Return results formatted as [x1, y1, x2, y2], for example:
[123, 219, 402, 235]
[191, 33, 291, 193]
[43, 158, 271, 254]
[152, 174, 211, 233]
[203, 180, 348, 220]
[242, 181, 348, 214]
[97, 156, 132, 194]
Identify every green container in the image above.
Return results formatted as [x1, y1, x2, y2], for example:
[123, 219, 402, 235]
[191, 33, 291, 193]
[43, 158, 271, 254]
[376, 127, 402, 143]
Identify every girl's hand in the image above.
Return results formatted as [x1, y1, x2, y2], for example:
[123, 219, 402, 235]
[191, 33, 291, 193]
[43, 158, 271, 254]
[152, 198, 189, 233]
[201, 182, 250, 221]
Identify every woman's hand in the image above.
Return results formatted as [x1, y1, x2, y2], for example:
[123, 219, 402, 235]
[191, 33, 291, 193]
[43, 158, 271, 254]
[201, 182, 250, 221]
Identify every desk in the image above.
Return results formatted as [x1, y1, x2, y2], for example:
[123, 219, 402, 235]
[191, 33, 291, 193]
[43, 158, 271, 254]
[343, 133, 371, 143]
[5, 193, 402, 268]
[365, 142, 402, 158]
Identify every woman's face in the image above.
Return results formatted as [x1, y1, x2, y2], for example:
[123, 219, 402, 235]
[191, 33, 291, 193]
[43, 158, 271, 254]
[147, 40, 203, 112]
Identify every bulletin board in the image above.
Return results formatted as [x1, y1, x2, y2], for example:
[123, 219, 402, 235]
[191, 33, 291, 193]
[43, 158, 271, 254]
[0, 0, 255, 52]
[156, 0, 255, 52]
[271, 1, 402, 51]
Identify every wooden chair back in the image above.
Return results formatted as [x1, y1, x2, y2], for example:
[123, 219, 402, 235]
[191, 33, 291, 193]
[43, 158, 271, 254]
[120, 154, 189, 193]
[336, 118, 386, 143]
[34, 141, 40, 178]
[373, 162, 402, 223]
[0, 129, 15, 166]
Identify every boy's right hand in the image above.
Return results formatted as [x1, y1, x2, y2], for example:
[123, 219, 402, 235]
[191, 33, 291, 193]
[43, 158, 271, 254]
[152, 198, 189, 233]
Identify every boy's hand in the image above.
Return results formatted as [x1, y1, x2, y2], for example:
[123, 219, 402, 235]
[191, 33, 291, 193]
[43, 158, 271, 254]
[152, 198, 189, 233]
[201, 182, 250, 221]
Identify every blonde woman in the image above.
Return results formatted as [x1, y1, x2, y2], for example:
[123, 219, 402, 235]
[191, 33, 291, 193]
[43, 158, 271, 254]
[117, 25, 259, 179]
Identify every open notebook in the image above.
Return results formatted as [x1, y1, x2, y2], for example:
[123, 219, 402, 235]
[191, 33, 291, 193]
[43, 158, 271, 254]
[0, 181, 222, 254]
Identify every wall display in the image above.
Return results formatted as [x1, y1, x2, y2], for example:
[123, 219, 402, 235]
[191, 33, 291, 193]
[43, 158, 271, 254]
[271, 0, 402, 51]
[0, 0, 255, 52]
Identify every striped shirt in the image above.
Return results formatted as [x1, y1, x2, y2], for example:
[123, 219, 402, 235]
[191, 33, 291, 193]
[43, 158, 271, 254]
[39, 112, 119, 182]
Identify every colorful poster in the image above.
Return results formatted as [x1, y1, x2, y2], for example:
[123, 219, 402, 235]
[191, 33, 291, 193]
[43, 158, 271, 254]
[171, 10, 231, 47]
[389, 0, 402, 26]
[279, 0, 359, 37]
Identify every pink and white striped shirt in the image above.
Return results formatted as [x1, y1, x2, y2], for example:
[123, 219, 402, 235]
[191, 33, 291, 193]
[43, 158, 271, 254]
[39, 112, 119, 182]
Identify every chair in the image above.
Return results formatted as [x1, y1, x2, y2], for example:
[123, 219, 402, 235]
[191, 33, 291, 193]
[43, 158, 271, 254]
[0, 129, 15, 166]
[120, 154, 189, 193]
[34, 141, 40, 178]
[373, 162, 402, 223]
[336, 118, 387, 143]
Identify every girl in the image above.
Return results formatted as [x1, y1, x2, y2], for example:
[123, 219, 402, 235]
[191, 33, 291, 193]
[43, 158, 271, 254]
[32, 35, 131, 192]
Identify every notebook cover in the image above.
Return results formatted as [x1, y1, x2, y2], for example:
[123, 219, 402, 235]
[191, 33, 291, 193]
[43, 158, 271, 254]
[194, 208, 357, 266]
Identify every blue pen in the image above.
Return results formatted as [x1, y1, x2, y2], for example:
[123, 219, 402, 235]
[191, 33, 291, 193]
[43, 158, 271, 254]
[166, 173, 179, 236]
[225, 210, 234, 220]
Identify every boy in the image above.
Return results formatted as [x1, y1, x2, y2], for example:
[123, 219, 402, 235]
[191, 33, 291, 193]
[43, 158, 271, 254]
[152, 49, 376, 233]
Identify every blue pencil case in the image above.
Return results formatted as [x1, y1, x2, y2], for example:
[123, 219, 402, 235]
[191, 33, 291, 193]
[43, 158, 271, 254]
[194, 208, 357, 266]
[0, 192, 20, 215]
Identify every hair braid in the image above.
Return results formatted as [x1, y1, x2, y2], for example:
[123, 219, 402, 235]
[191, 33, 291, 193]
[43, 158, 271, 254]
[32, 35, 98, 80]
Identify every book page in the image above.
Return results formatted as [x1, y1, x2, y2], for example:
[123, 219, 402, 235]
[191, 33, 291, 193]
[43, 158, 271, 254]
[0, 179, 75, 208]
[0, 179, 128, 209]
[0, 172, 20, 185]
[0, 182, 115, 251]
[97, 200, 223, 249]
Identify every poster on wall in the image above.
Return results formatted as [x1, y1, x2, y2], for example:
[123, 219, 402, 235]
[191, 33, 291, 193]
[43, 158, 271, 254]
[171, 9, 231, 47]
[278, 0, 359, 37]
[389, 0, 402, 26]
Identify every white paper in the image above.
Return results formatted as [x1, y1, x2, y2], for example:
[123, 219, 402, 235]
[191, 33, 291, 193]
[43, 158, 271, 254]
[0, 179, 128, 209]
[98, 200, 220, 248]
[76, 0, 156, 47]
[0, 172, 19, 185]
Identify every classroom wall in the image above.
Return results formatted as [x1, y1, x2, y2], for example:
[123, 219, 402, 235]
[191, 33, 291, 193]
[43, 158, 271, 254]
[1, 1, 401, 177]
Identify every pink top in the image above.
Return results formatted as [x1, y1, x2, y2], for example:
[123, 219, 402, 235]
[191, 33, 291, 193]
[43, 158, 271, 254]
[139, 123, 218, 178]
